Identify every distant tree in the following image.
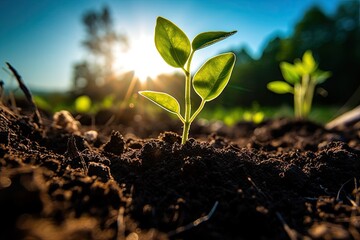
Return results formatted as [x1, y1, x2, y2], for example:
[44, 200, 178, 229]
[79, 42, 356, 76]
[72, 61, 101, 97]
[72, 6, 128, 99]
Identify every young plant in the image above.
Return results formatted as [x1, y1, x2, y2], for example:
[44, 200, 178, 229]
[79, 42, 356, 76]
[267, 50, 331, 119]
[139, 17, 236, 144]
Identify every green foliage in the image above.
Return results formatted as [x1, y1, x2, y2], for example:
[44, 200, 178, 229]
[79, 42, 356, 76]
[139, 17, 236, 144]
[33, 93, 119, 115]
[33, 95, 53, 112]
[242, 102, 265, 124]
[192, 31, 237, 51]
[155, 17, 190, 68]
[199, 104, 337, 126]
[75, 95, 92, 113]
[280, 62, 300, 84]
[74, 94, 118, 114]
[267, 81, 293, 94]
[193, 53, 236, 101]
[243, 111, 264, 124]
[101, 95, 115, 109]
[139, 91, 181, 115]
[267, 50, 331, 118]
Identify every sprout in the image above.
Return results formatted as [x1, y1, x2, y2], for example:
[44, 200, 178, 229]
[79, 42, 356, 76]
[139, 17, 236, 144]
[267, 50, 331, 119]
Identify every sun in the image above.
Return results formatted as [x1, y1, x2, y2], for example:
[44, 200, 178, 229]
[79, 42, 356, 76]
[114, 33, 174, 82]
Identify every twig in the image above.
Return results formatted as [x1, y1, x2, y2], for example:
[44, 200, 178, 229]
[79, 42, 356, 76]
[6, 62, 42, 127]
[0, 80, 4, 100]
[116, 185, 134, 240]
[345, 178, 359, 207]
[116, 207, 125, 240]
[347, 196, 358, 207]
[336, 178, 353, 201]
[349, 178, 360, 239]
[65, 135, 88, 174]
[349, 226, 360, 240]
[9, 91, 19, 114]
[247, 177, 269, 201]
[276, 212, 302, 240]
[354, 178, 359, 206]
[326, 105, 360, 130]
[248, 177, 303, 239]
[168, 201, 219, 237]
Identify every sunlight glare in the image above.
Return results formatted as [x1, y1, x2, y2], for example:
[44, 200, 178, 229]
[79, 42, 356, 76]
[114, 33, 174, 82]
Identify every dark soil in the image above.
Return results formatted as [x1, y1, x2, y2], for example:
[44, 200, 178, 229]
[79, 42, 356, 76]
[1, 104, 360, 240]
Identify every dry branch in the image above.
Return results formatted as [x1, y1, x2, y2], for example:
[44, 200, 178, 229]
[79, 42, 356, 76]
[6, 62, 43, 127]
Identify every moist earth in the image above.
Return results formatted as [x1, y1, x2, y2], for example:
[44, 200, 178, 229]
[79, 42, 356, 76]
[1, 105, 360, 240]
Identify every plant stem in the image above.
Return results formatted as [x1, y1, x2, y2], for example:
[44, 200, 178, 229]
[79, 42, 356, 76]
[182, 52, 194, 144]
[181, 100, 204, 143]
[294, 84, 302, 118]
[301, 74, 310, 118]
[182, 121, 190, 144]
[190, 100, 205, 123]
[304, 77, 315, 118]
[182, 67, 191, 144]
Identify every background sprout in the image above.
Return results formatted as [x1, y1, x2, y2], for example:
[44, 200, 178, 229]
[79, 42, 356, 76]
[139, 17, 236, 144]
[267, 50, 331, 119]
[74, 95, 92, 113]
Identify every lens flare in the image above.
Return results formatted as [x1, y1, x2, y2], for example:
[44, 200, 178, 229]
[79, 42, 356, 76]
[114, 33, 174, 82]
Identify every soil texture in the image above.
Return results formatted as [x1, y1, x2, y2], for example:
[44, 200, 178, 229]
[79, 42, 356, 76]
[1, 104, 360, 240]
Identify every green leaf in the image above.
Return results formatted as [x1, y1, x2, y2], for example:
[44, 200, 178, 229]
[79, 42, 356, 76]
[243, 111, 252, 122]
[267, 81, 294, 94]
[312, 70, 331, 84]
[302, 50, 317, 73]
[280, 62, 300, 84]
[192, 31, 237, 51]
[253, 112, 265, 124]
[139, 91, 180, 115]
[101, 95, 115, 108]
[75, 95, 92, 113]
[193, 53, 236, 101]
[294, 60, 306, 75]
[155, 17, 190, 68]
[33, 95, 52, 111]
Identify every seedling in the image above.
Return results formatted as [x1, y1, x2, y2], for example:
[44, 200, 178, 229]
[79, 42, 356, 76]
[139, 17, 236, 144]
[267, 50, 331, 119]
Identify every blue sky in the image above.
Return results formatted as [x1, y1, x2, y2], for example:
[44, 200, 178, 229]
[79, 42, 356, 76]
[0, 0, 342, 91]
